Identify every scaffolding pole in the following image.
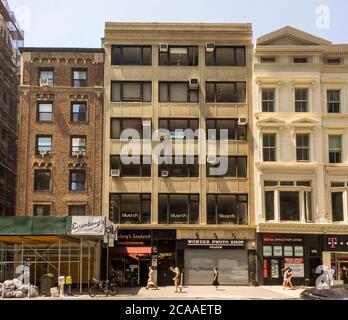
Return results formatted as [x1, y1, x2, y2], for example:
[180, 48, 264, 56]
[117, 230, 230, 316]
[88, 242, 90, 290]
[80, 238, 83, 294]
[58, 241, 61, 279]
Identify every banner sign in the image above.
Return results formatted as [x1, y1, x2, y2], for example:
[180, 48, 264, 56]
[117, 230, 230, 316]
[284, 258, 305, 278]
[71, 216, 105, 236]
[186, 239, 245, 249]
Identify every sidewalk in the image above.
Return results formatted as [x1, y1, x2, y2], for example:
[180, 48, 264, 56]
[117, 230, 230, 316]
[9, 286, 304, 300]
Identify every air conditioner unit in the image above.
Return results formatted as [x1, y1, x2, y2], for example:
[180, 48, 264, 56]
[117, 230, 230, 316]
[39, 78, 53, 87]
[159, 43, 169, 53]
[111, 169, 121, 177]
[189, 78, 199, 90]
[39, 150, 48, 157]
[207, 155, 218, 165]
[238, 117, 248, 126]
[142, 120, 151, 127]
[161, 170, 169, 178]
[206, 42, 215, 53]
[73, 150, 84, 157]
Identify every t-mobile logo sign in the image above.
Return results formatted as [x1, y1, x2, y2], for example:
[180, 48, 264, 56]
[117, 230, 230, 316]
[328, 237, 338, 249]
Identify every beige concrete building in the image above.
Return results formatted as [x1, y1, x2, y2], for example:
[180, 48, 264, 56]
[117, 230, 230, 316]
[254, 26, 348, 286]
[102, 23, 255, 286]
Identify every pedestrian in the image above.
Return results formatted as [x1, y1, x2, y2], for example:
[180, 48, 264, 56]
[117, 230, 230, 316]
[287, 268, 294, 289]
[171, 266, 181, 293]
[282, 267, 289, 289]
[213, 267, 219, 290]
[146, 266, 157, 290]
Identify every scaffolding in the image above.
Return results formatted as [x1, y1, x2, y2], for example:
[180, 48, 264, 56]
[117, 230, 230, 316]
[0, 236, 100, 294]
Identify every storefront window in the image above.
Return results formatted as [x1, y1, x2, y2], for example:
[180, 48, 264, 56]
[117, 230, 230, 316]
[330, 182, 348, 222]
[207, 194, 248, 225]
[109, 194, 151, 224]
[158, 194, 199, 224]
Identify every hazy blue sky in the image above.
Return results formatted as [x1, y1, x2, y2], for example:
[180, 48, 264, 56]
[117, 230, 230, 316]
[7, 0, 348, 47]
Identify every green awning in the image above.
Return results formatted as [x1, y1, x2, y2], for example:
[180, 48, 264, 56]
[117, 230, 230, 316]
[0, 217, 32, 235]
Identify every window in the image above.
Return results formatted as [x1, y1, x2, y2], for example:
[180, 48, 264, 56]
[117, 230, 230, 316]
[263, 134, 276, 161]
[293, 57, 309, 64]
[261, 88, 275, 112]
[260, 56, 276, 63]
[72, 69, 87, 87]
[327, 90, 341, 113]
[33, 205, 50, 216]
[295, 88, 308, 112]
[68, 205, 86, 216]
[69, 170, 86, 191]
[34, 170, 51, 191]
[159, 118, 199, 140]
[296, 134, 310, 161]
[159, 46, 198, 66]
[110, 118, 150, 139]
[206, 46, 245, 66]
[109, 194, 151, 224]
[206, 82, 246, 103]
[112, 45, 152, 65]
[158, 194, 199, 224]
[71, 102, 87, 122]
[264, 181, 313, 222]
[111, 81, 152, 102]
[159, 82, 198, 103]
[325, 57, 342, 65]
[36, 136, 52, 155]
[39, 69, 53, 85]
[71, 136, 86, 156]
[329, 135, 342, 163]
[207, 156, 247, 178]
[206, 119, 247, 141]
[37, 102, 53, 122]
[330, 182, 347, 222]
[159, 156, 199, 178]
[207, 194, 248, 225]
[110, 155, 151, 177]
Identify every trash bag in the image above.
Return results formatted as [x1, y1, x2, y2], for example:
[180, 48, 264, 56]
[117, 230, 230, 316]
[19, 285, 29, 294]
[13, 279, 22, 289]
[14, 290, 26, 298]
[29, 286, 39, 298]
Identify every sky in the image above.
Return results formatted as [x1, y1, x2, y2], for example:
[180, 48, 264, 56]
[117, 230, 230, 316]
[6, 0, 348, 48]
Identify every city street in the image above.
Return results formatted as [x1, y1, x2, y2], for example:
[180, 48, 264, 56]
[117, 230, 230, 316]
[7, 286, 304, 300]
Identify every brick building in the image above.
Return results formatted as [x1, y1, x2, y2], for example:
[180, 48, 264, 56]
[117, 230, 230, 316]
[17, 48, 104, 217]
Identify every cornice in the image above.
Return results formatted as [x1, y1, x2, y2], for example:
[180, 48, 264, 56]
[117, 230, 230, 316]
[257, 223, 348, 234]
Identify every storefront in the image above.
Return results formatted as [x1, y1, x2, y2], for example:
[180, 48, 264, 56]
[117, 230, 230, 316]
[257, 233, 306, 286]
[177, 238, 251, 285]
[108, 230, 152, 287]
[322, 235, 348, 285]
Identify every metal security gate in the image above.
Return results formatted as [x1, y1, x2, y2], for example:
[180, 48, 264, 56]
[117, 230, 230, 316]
[184, 249, 249, 285]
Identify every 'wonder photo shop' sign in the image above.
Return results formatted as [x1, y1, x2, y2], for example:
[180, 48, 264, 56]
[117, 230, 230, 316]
[186, 239, 245, 249]
[71, 217, 105, 236]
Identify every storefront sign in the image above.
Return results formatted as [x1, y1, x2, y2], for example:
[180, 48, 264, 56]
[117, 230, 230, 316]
[217, 213, 237, 224]
[120, 212, 141, 223]
[284, 258, 305, 278]
[273, 246, 283, 257]
[324, 235, 348, 251]
[262, 234, 303, 245]
[263, 246, 272, 257]
[169, 213, 188, 223]
[117, 230, 151, 246]
[186, 239, 245, 249]
[294, 246, 304, 257]
[71, 216, 105, 236]
[284, 246, 294, 257]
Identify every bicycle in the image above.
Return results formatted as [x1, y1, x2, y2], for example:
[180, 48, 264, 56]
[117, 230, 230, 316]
[89, 278, 119, 297]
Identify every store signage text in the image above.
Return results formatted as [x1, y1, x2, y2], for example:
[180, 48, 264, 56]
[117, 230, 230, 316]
[187, 239, 245, 249]
[118, 230, 151, 242]
[262, 234, 303, 244]
[121, 212, 140, 220]
[325, 236, 348, 250]
[71, 216, 105, 235]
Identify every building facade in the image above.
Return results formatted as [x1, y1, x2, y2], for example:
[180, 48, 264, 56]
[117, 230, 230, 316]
[254, 26, 348, 285]
[102, 23, 255, 286]
[17, 48, 104, 217]
[0, 1, 23, 216]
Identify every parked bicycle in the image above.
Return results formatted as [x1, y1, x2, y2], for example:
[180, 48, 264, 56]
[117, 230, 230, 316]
[89, 278, 119, 297]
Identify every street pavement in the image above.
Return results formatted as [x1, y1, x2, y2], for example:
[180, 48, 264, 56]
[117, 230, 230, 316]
[7, 286, 304, 300]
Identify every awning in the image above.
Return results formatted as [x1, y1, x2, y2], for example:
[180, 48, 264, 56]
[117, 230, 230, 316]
[111, 247, 152, 256]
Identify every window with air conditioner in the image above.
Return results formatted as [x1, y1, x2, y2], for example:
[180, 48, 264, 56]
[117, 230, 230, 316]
[39, 70, 54, 86]
[36, 136, 52, 155]
[71, 136, 86, 156]
[159, 82, 198, 103]
[206, 46, 245, 66]
[159, 45, 198, 66]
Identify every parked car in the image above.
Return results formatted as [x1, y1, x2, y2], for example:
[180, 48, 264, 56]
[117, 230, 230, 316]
[301, 285, 348, 300]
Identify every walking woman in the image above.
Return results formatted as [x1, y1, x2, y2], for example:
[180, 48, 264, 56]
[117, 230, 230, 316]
[146, 266, 157, 290]
[213, 267, 220, 290]
[171, 267, 181, 293]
